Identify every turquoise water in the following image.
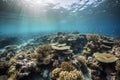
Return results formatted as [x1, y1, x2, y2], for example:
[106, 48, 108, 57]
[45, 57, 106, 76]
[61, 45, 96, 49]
[0, 0, 120, 37]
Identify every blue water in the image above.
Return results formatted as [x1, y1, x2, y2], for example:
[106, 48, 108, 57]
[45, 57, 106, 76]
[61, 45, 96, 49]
[0, 0, 120, 38]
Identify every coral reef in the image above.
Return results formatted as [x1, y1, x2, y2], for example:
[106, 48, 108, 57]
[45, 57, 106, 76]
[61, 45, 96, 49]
[0, 32, 120, 80]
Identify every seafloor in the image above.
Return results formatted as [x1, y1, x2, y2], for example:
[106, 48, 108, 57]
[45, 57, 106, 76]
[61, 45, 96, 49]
[0, 32, 120, 80]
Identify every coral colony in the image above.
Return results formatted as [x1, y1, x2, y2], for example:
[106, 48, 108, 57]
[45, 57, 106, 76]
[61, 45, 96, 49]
[0, 32, 120, 80]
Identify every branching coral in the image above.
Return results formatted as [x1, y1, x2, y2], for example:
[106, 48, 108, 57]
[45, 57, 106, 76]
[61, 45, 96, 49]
[35, 44, 52, 54]
[51, 68, 62, 78]
[58, 70, 83, 80]
[30, 45, 55, 65]
[51, 62, 84, 80]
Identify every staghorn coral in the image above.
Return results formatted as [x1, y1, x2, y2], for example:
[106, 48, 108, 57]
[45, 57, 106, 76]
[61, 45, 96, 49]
[60, 62, 75, 71]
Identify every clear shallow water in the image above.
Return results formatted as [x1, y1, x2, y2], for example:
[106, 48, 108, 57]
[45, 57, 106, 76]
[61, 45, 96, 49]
[0, 0, 120, 39]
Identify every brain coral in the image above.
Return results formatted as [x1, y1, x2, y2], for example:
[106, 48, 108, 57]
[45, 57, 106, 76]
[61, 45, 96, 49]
[60, 62, 75, 71]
